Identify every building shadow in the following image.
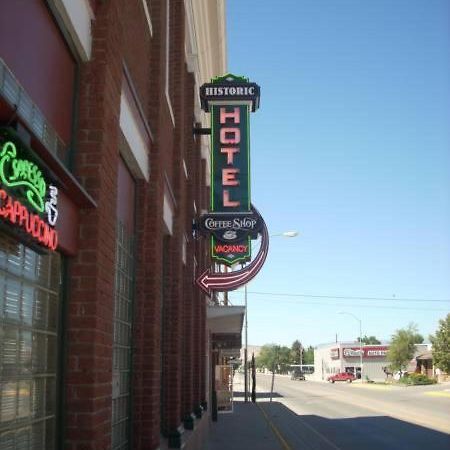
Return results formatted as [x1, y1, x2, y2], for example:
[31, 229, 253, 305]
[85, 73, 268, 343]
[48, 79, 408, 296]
[234, 391, 283, 399]
[258, 401, 450, 450]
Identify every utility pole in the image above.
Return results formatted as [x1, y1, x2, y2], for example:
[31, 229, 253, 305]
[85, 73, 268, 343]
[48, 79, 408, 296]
[359, 319, 363, 382]
[339, 311, 363, 382]
[299, 342, 303, 367]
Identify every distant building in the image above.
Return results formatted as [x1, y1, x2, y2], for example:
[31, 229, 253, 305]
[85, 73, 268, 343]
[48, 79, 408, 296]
[312, 342, 430, 382]
[241, 345, 262, 362]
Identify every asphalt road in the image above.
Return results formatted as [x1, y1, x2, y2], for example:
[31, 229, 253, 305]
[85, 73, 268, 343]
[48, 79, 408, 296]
[248, 373, 450, 450]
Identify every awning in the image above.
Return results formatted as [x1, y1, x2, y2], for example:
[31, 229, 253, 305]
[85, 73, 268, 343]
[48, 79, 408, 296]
[207, 305, 245, 350]
[416, 351, 433, 361]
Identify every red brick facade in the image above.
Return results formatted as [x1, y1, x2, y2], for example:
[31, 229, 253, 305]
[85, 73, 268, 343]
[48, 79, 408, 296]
[0, 1, 213, 449]
[65, 1, 211, 449]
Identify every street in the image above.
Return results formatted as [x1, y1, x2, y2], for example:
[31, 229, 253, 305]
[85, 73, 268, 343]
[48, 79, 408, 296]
[241, 373, 450, 450]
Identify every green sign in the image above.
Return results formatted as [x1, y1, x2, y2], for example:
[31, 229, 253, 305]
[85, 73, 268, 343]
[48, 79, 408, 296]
[0, 127, 59, 251]
[0, 140, 47, 213]
[0, 127, 59, 225]
[211, 104, 250, 212]
[200, 74, 260, 266]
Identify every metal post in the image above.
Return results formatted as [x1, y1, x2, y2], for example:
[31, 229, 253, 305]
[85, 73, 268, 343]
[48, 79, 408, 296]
[339, 311, 363, 383]
[270, 369, 275, 402]
[251, 353, 256, 402]
[300, 343, 303, 367]
[244, 284, 248, 402]
[270, 346, 278, 402]
[359, 319, 363, 383]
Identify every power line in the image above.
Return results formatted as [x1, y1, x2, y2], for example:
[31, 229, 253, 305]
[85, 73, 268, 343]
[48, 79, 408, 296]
[230, 295, 448, 312]
[233, 290, 450, 303]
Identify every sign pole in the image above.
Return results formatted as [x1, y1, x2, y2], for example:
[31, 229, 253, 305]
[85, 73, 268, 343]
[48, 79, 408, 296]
[359, 319, 363, 383]
[251, 352, 256, 403]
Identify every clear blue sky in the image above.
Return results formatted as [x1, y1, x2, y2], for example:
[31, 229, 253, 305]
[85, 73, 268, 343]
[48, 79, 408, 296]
[226, 0, 450, 348]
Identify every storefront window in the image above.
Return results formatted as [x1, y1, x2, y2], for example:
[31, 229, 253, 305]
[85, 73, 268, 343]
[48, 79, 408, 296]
[111, 222, 135, 450]
[111, 159, 136, 450]
[0, 234, 61, 449]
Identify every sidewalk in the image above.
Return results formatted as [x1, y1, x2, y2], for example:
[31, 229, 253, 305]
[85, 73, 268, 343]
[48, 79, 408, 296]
[208, 375, 283, 450]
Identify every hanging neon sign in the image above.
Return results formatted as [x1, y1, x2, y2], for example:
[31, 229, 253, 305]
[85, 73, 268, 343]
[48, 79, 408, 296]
[0, 128, 59, 251]
[196, 74, 269, 292]
[0, 189, 58, 250]
[199, 73, 261, 266]
[0, 140, 47, 212]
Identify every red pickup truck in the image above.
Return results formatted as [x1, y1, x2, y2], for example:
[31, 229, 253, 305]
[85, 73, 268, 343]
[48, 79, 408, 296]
[327, 372, 356, 383]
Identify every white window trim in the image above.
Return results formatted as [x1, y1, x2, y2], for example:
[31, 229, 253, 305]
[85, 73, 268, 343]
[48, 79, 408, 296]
[165, 0, 175, 126]
[142, 0, 153, 37]
[119, 89, 150, 181]
[163, 193, 174, 235]
[48, 0, 93, 61]
[182, 234, 188, 265]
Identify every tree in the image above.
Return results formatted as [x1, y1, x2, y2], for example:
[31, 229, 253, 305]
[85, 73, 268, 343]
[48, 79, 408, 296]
[290, 340, 303, 364]
[357, 335, 381, 345]
[256, 344, 291, 373]
[302, 345, 314, 365]
[387, 323, 424, 371]
[430, 313, 450, 373]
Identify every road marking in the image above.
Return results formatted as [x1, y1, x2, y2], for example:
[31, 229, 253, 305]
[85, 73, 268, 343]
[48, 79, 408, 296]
[256, 375, 450, 435]
[424, 391, 450, 398]
[257, 402, 292, 450]
[351, 383, 393, 390]
[291, 412, 343, 450]
[258, 402, 344, 450]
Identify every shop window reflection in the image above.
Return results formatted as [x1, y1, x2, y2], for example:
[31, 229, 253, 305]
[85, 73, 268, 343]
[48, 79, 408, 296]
[0, 234, 61, 448]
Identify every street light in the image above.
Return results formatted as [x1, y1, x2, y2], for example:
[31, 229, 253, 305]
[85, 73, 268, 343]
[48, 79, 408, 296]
[338, 311, 363, 382]
[244, 230, 299, 401]
[271, 231, 299, 238]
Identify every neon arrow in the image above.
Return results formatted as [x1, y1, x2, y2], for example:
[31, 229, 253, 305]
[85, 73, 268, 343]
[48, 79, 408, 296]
[196, 213, 269, 295]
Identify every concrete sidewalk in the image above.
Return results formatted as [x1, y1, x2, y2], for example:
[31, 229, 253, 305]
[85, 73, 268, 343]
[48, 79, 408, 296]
[208, 375, 283, 450]
[208, 401, 283, 450]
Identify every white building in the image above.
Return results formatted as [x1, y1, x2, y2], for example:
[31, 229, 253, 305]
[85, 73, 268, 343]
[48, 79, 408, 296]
[312, 342, 430, 382]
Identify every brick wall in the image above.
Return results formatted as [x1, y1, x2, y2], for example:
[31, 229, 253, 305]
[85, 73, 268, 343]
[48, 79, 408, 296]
[65, 1, 123, 448]
[63, 0, 211, 448]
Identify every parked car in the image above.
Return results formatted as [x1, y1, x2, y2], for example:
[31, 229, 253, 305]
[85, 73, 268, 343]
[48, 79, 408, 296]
[291, 369, 306, 381]
[327, 372, 356, 383]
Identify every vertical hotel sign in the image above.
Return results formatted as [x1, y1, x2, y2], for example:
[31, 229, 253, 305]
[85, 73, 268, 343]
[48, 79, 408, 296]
[0, 127, 59, 251]
[200, 74, 260, 266]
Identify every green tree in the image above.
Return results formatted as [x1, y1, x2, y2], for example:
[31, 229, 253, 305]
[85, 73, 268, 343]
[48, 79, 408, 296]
[357, 335, 381, 345]
[302, 345, 314, 365]
[430, 313, 450, 373]
[277, 346, 292, 373]
[290, 340, 303, 364]
[387, 323, 424, 371]
[256, 344, 291, 373]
